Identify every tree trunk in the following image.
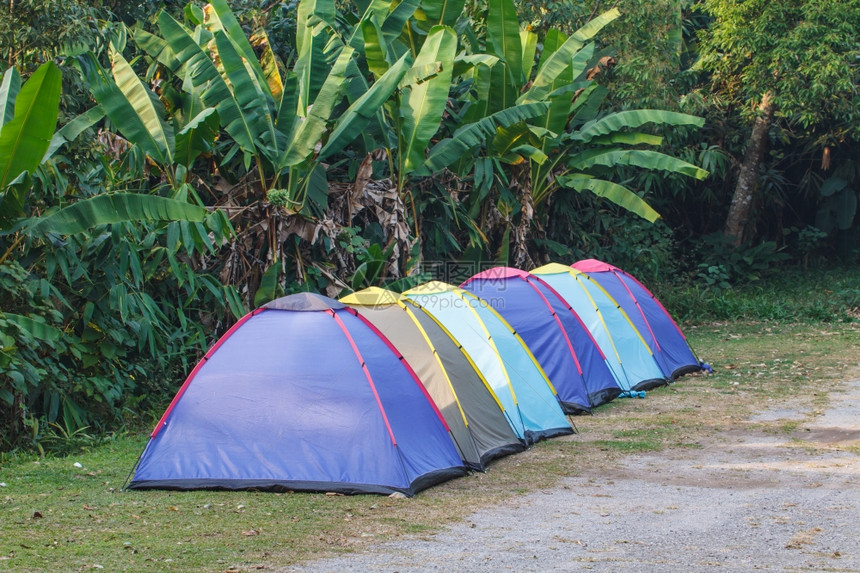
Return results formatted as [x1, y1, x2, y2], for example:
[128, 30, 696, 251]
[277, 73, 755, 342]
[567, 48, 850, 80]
[511, 164, 536, 270]
[724, 92, 775, 246]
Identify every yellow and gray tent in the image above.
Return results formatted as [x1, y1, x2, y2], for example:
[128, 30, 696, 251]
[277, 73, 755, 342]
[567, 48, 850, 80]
[340, 287, 525, 470]
[532, 263, 669, 391]
[402, 282, 573, 444]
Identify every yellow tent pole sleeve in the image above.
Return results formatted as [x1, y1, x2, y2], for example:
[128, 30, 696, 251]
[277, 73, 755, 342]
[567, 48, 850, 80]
[573, 269, 655, 355]
[457, 289, 560, 398]
[400, 297, 508, 412]
[398, 301, 471, 428]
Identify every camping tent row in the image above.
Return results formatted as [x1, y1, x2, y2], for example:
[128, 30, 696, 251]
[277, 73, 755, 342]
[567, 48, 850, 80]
[126, 260, 704, 497]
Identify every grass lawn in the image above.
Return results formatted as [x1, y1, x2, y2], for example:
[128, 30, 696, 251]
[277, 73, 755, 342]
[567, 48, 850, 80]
[3, 274, 860, 571]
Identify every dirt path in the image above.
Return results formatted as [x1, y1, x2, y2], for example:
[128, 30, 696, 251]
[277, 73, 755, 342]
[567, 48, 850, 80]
[285, 378, 860, 572]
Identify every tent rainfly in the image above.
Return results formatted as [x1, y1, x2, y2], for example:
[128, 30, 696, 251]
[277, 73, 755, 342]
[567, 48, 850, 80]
[126, 293, 467, 496]
[402, 282, 573, 444]
[461, 267, 621, 411]
[572, 259, 704, 379]
[341, 287, 525, 470]
[532, 263, 669, 392]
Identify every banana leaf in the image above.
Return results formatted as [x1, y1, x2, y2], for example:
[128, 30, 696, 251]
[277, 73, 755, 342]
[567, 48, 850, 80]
[461, 62, 492, 124]
[519, 9, 619, 104]
[490, 123, 532, 157]
[0, 67, 21, 128]
[380, 0, 420, 44]
[421, 0, 467, 27]
[206, 0, 260, 67]
[416, 101, 550, 175]
[275, 71, 298, 135]
[486, 0, 523, 89]
[568, 148, 709, 180]
[29, 194, 209, 236]
[109, 50, 175, 165]
[43, 106, 106, 161]
[452, 54, 499, 77]
[319, 51, 412, 159]
[361, 16, 390, 77]
[400, 26, 457, 175]
[175, 108, 219, 168]
[209, 0, 277, 107]
[156, 12, 257, 155]
[254, 258, 284, 307]
[558, 174, 661, 222]
[213, 31, 276, 161]
[0, 172, 30, 226]
[134, 26, 182, 74]
[571, 109, 706, 143]
[589, 132, 664, 146]
[253, 29, 284, 102]
[278, 47, 354, 168]
[296, 0, 338, 114]
[0, 62, 61, 190]
[520, 29, 538, 83]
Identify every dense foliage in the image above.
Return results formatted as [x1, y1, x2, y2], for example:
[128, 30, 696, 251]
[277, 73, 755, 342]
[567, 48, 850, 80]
[1, 0, 858, 452]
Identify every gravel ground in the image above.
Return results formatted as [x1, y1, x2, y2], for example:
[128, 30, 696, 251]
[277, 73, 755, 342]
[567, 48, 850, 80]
[285, 380, 860, 572]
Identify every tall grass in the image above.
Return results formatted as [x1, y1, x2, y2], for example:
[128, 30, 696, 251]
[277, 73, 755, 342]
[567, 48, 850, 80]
[654, 265, 860, 324]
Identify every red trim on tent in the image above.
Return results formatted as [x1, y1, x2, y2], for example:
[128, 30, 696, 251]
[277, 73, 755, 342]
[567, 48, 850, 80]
[150, 307, 266, 439]
[348, 309, 453, 433]
[529, 274, 608, 361]
[614, 269, 688, 340]
[521, 276, 583, 375]
[328, 309, 398, 446]
[611, 269, 664, 352]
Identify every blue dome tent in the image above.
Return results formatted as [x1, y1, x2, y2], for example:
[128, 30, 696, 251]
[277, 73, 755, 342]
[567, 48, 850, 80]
[573, 259, 704, 380]
[126, 293, 467, 496]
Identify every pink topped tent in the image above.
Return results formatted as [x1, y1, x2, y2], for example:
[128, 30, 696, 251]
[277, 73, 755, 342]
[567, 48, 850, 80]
[572, 259, 703, 379]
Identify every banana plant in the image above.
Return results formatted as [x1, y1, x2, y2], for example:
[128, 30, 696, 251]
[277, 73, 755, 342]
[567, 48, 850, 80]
[422, 6, 708, 223]
[128, 0, 457, 300]
[0, 61, 222, 268]
[135, 0, 462, 215]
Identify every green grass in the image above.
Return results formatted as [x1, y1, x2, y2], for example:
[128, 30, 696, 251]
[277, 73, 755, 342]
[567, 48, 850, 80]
[3, 268, 860, 572]
[589, 439, 663, 453]
[655, 265, 860, 325]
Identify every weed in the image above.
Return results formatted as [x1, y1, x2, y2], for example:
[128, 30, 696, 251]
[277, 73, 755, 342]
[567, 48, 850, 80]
[781, 421, 801, 434]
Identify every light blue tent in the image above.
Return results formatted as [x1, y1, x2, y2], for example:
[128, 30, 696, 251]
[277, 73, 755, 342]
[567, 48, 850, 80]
[462, 267, 621, 412]
[573, 259, 704, 380]
[402, 282, 573, 444]
[532, 264, 669, 392]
